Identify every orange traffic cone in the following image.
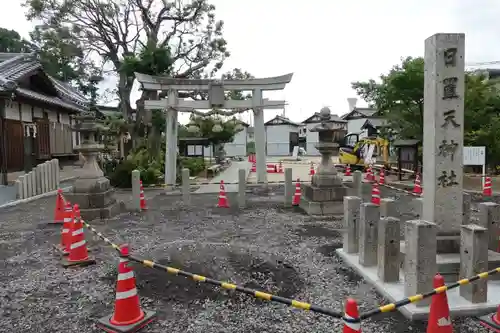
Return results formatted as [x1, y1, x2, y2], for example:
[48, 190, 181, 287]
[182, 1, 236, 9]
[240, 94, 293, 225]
[426, 274, 452, 333]
[52, 189, 65, 224]
[479, 305, 500, 332]
[371, 182, 380, 205]
[345, 165, 351, 176]
[292, 179, 301, 206]
[342, 298, 361, 332]
[365, 166, 372, 181]
[251, 162, 256, 172]
[217, 180, 229, 208]
[379, 169, 385, 184]
[309, 162, 315, 176]
[139, 181, 147, 210]
[483, 176, 492, 197]
[59, 202, 73, 255]
[97, 244, 156, 332]
[413, 173, 423, 195]
[62, 205, 95, 267]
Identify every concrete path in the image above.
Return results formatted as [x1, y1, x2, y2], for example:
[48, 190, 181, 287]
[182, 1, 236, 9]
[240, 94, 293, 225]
[195, 161, 251, 193]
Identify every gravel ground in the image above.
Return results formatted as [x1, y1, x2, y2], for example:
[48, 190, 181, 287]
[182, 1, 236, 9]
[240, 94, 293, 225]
[0, 186, 490, 333]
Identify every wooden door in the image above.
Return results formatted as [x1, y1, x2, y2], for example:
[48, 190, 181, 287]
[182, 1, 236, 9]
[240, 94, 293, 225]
[5, 119, 24, 171]
[35, 118, 50, 159]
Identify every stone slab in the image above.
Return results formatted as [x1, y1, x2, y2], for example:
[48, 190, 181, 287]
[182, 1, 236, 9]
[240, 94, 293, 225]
[400, 241, 500, 282]
[336, 249, 500, 320]
[299, 196, 344, 216]
[302, 183, 347, 202]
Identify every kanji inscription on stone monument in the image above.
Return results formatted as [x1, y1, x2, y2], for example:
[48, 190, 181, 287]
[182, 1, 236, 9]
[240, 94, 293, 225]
[422, 33, 465, 237]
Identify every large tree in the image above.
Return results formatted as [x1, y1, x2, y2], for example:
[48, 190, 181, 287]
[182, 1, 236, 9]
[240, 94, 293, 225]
[0, 28, 33, 53]
[23, 0, 230, 119]
[351, 56, 500, 166]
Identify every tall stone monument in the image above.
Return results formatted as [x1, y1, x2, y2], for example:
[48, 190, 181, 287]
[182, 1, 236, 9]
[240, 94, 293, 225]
[300, 107, 347, 215]
[65, 110, 121, 220]
[422, 33, 465, 252]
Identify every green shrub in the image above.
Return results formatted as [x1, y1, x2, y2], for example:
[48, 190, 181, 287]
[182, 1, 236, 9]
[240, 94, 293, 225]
[179, 157, 205, 177]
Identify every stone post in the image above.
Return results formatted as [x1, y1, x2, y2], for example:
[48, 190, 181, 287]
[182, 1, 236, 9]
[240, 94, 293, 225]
[238, 168, 246, 208]
[35, 164, 42, 195]
[253, 89, 267, 184]
[353, 170, 362, 198]
[404, 220, 437, 306]
[164, 89, 179, 187]
[25, 172, 32, 198]
[131, 169, 141, 212]
[459, 224, 488, 303]
[412, 197, 423, 219]
[41, 163, 48, 193]
[463, 192, 471, 225]
[15, 179, 23, 199]
[422, 33, 465, 252]
[22, 175, 29, 198]
[380, 198, 397, 219]
[477, 202, 500, 252]
[359, 202, 380, 266]
[50, 159, 57, 190]
[284, 168, 293, 207]
[29, 171, 36, 196]
[54, 159, 60, 188]
[343, 196, 361, 254]
[47, 161, 53, 191]
[182, 168, 190, 205]
[378, 217, 401, 282]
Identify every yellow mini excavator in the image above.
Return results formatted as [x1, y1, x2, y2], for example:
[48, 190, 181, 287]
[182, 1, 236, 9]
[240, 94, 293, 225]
[338, 132, 390, 168]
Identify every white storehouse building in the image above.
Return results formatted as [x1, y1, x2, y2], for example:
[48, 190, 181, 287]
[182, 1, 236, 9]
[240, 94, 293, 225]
[264, 115, 300, 156]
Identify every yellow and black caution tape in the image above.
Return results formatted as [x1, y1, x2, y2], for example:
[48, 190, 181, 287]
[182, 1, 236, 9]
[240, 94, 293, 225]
[81, 220, 121, 253]
[126, 254, 346, 319]
[360, 266, 500, 319]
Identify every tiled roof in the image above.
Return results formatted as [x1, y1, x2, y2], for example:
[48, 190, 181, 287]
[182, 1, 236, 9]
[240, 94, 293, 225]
[0, 52, 89, 112]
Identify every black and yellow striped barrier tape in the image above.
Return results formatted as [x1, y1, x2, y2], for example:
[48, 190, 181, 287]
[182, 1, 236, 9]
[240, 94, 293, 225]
[126, 253, 345, 319]
[359, 266, 500, 319]
[156, 180, 311, 188]
[81, 220, 121, 253]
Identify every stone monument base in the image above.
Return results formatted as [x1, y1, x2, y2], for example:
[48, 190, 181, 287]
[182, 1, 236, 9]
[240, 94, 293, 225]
[299, 183, 346, 216]
[65, 176, 122, 221]
[399, 241, 500, 282]
[336, 249, 500, 320]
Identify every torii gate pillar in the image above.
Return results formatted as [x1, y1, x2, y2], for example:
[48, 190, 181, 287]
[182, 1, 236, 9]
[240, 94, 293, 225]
[252, 89, 267, 184]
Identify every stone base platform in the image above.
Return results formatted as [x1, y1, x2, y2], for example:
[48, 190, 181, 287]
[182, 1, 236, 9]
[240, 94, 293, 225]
[299, 196, 343, 215]
[336, 249, 500, 320]
[400, 241, 500, 282]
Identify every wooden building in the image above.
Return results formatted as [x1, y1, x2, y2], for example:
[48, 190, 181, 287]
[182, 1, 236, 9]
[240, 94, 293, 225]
[0, 52, 89, 183]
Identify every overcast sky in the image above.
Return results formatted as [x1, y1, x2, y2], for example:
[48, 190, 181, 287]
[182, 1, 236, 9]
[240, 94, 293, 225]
[2, 0, 499, 124]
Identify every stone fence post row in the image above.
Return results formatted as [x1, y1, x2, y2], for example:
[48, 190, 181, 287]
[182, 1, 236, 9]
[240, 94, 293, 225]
[15, 159, 60, 200]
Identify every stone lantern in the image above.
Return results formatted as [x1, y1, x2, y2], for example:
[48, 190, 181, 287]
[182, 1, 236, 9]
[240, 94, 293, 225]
[65, 109, 122, 220]
[300, 107, 348, 215]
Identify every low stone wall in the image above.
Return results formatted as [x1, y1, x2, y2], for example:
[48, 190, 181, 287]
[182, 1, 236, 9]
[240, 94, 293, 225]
[15, 159, 60, 200]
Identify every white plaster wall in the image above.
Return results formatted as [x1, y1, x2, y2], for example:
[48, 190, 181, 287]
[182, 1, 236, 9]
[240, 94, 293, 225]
[20, 103, 32, 122]
[60, 113, 71, 125]
[265, 124, 298, 156]
[33, 106, 43, 118]
[224, 127, 247, 156]
[5, 101, 19, 120]
[305, 123, 320, 155]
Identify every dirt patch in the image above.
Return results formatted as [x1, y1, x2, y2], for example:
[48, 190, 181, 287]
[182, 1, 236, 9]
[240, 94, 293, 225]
[316, 243, 343, 256]
[294, 224, 342, 238]
[228, 252, 304, 299]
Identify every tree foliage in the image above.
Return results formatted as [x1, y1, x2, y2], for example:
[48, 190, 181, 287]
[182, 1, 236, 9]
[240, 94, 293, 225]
[352, 56, 500, 167]
[0, 28, 33, 53]
[23, 0, 230, 118]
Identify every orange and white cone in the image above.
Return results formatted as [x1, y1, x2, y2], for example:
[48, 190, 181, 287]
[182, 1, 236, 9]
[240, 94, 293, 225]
[139, 181, 147, 210]
[309, 162, 315, 176]
[342, 298, 361, 332]
[413, 173, 422, 195]
[251, 162, 256, 172]
[483, 176, 492, 197]
[345, 165, 351, 176]
[426, 274, 452, 333]
[59, 202, 73, 255]
[52, 189, 65, 224]
[371, 182, 380, 205]
[62, 204, 95, 267]
[365, 166, 373, 181]
[217, 180, 229, 208]
[292, 179, 301, 206]
[379, 169, 385, 184]
[97, 244, 156, 332]
[479, 304, 500, 332]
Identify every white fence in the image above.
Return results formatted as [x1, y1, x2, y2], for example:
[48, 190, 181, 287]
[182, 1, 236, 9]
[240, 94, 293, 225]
[15, 159, 60, 199]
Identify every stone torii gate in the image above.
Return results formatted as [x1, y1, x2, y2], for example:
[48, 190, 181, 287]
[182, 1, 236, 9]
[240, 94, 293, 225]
[134, 72, 293, 185]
